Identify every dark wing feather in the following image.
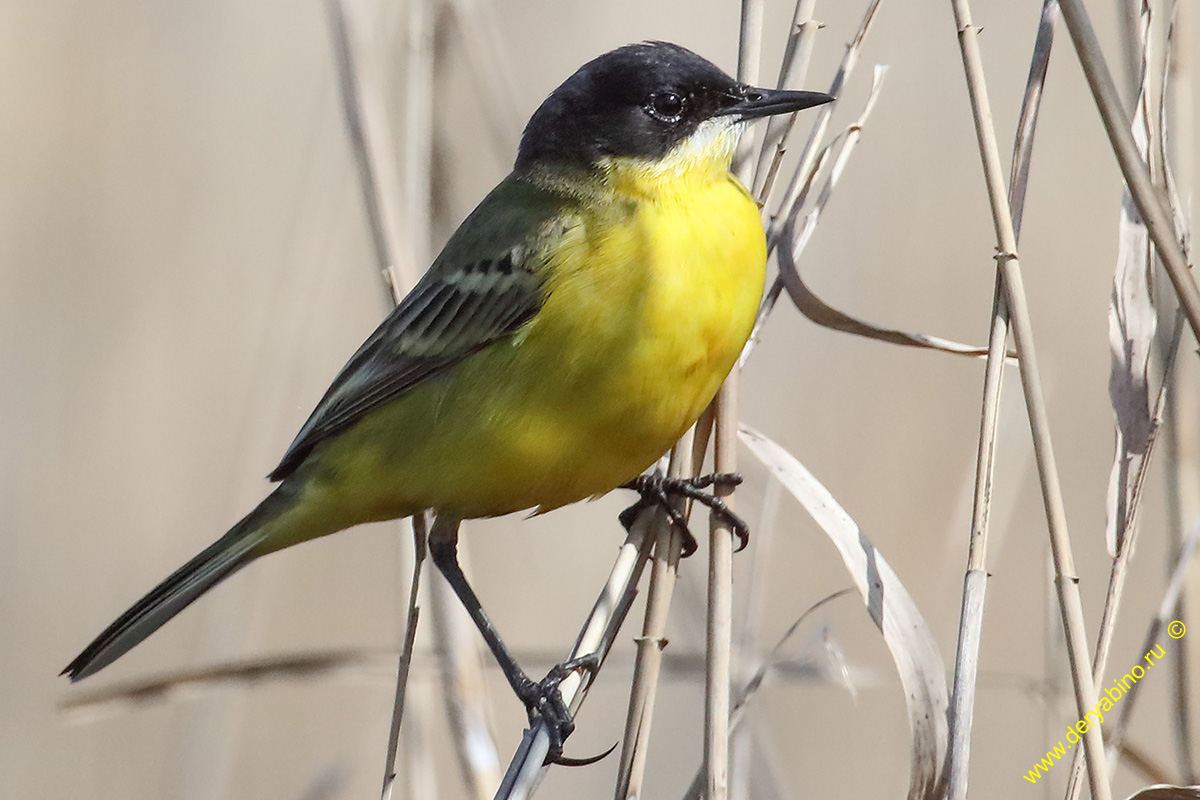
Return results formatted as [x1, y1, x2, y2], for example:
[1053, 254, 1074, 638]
[269, 178, 568, 481]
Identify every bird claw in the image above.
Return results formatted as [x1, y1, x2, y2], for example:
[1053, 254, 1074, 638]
[619, 472, 751, 555]
[515, 653, 601, 766]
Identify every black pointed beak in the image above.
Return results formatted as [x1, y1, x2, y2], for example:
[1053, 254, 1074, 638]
[719, 87, 835, 121]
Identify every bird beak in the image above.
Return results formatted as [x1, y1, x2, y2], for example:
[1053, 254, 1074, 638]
[719, 87, 835, 121]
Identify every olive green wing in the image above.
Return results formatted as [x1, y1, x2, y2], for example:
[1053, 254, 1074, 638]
[269, 178, 571, 481]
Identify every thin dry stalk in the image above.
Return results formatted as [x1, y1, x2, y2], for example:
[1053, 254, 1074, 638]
[325, 0, 415, 298]
[733, 0, 765, 183]
[704, 383, 739, 800]
[945, 3, 1055, 796]
[614, 438, 692, 800]
[1063, 316, 1184, 800]
[383, 514, 428, 797]
[397, 2, 504, 791]
[744, 0, 883, 361]
[394, 687, 440, 800]
[1104, 515, 1200, 771]
[325, 2, 438, 793]
[401, 0, 435, 273]
[765, 0, 882, 248]
[948, 2, 1110, 799]
[1057, 0, 1200, 352]
[693, 14, 765, 798]
[494, 521, 656, 800]
[1064, 5, 1190, 791]
[729, 470, 783, 800]
[752, 0, 821, 204]
[1160, 0, 1199, 782]
[429, 548, 502, 800]
[682, 589, 856, 800]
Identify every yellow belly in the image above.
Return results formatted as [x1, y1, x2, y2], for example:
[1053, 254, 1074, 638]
[314, 172, 766, 522]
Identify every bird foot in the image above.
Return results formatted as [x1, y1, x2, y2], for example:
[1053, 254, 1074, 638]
[618, 472, 750, 556]
[515, 653, 602, 766]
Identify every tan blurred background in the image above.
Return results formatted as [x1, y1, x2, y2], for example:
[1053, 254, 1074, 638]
[2, 0, 1198, 798]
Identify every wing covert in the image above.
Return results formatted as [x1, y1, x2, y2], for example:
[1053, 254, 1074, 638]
[269, 180, 569, 481]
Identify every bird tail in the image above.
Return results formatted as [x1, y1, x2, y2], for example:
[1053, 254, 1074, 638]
[62, 485, 298, 681]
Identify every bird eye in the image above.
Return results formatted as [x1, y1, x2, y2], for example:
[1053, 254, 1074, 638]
[645, 91, 686, 123]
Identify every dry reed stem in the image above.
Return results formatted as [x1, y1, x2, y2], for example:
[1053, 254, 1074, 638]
[765, 0, 881, 250]
[694, 11, 764, 798]
[397, 0, 506, 794]
[752, 0, 820, 204]
[395, 689, 441, 800]
[401, 0, 435, 273]
[1058, 0, 1200, 353]
[1103, 516, 1200, 772]
[948, 2, 1111, 799]
[744, 0, 881, 361]
[383, 514, 428, 797]
[944, 3, 1056, 796]
[704, 383, 739, 800]
[733, 0, 765, 183]
[325, 1, 437, 794]
[325, 0, 415, 298]
[1063, 319, 1184, 800]
[1064, 9, 1191, 792]
[494, 522, 656, 799]
[1159, 2, 1199, 781]
[59, 650, 403, 717]
[681, 589, 856, 800]
[429, 549, 503, 800]
[614, 438, 692, 800]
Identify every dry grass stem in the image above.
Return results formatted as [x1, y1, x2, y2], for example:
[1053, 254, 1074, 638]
[771, 69, 998, 361]
[325, 0, 414, 298]
[681, 589, 856, 800]
[732, 0, 765, 183]
[752, 0, 820, 204]
[430, 545, 503, 800]
[946, 4, 1054, 796]
[1105, 0, 1156, 561]
[394, 689, 441, 800]
[948, 1, 1110, 798]
[765, 0, 881, 250]
[494, 521, 656, 800]
[613, 438, 692, 800]
[1103, 515, 1200, 775]
[739, 425, 948, 799]
[401, 0, 435, 273]
[383, 514, 429, 797]
[1058, 0, 1200, 351]
[704, 383, 739, 800]
[325, 2, 439, 793]
[1159, 3, 1199, 781]
[59, 650, 403, 719]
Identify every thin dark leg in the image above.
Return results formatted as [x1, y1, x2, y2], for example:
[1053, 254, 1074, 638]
[428, 516, 597, 765]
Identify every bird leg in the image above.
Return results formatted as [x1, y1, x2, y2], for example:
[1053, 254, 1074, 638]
[618, 472, 750, 556]
[428, 516, 598, 766]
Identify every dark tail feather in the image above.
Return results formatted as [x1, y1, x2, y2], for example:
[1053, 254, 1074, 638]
[62, 487, 293, 681]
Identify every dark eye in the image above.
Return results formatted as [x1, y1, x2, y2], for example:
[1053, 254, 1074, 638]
[645, 91, 686, 123]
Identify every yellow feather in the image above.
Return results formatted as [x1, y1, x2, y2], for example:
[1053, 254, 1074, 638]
[294, 119, 766, 526]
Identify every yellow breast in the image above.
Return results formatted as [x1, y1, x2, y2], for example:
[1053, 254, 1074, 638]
[316, 123, 768, 521]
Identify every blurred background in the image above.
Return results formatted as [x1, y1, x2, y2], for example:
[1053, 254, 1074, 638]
[2, 0, 1198, 798]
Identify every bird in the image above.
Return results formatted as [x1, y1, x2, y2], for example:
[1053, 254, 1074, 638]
[63, 40, 832, 761]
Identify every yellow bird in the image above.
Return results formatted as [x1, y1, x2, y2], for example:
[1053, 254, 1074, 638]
[64, 41, 832, 759]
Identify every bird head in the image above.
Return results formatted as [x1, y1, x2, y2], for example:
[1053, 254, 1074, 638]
[515, 41, 833, 181]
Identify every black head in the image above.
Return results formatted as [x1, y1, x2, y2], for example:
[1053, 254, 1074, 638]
[515, 42, 833, 173]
